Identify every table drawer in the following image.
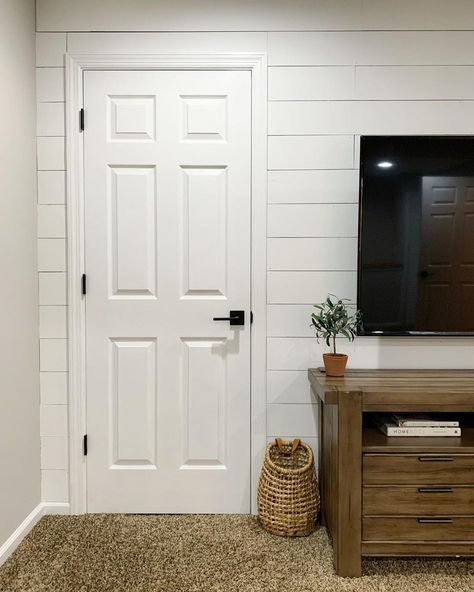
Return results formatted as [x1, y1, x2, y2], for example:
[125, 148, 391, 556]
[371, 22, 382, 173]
[363, 454, 474, 484]
[363, 516, 474, 541]
[364, 485, 474, 515]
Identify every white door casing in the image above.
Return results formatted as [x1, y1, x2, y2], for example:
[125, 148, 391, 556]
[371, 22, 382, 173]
[66, 53, 267, 515]
[83, 69, 251, 512]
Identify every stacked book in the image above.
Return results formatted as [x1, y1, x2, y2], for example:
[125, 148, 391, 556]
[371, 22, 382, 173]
[373, 413, 461, 437]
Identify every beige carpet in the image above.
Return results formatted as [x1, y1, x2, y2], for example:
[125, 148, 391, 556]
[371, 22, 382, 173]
[0, 515, 473, 591]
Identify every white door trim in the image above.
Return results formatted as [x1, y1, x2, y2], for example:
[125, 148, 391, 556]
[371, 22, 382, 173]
[65, 53, 267, 515]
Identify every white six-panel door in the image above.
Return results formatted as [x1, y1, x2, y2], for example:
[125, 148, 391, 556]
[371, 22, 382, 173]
[83, 70, 251, 513]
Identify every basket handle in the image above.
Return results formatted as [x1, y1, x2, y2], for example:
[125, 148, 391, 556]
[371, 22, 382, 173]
[275, 437, 301, 453]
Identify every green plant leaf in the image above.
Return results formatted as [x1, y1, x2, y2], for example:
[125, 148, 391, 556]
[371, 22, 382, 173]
[310, 294, 362, 347]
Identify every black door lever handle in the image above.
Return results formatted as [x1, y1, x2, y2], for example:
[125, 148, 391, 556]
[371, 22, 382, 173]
[213, 310, 245, 326]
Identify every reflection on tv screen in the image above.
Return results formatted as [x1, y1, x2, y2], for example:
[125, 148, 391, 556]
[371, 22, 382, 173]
[358, 136, 474, 335]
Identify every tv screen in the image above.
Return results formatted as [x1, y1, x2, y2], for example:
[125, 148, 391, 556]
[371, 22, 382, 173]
[358, 136, 474, 336]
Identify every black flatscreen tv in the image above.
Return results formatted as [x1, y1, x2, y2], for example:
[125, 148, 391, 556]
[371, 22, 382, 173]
[358, 136, 474, 336]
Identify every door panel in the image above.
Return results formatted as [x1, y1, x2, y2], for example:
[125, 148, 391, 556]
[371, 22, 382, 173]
[182, 166, 227, 297]
[111, 338, 157, 468]
[181, 337, 227, 467]
[109, 166, 157, 298]
[84, 70, 251, 513]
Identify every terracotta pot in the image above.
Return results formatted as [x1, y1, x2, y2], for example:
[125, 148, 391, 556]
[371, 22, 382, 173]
[323, 353, 348, 377]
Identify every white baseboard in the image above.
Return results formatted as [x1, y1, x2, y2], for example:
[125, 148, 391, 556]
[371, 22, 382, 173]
[0, 503, 44, 567]
[42, 502, 71, 515]
[0, 502, 71, 567]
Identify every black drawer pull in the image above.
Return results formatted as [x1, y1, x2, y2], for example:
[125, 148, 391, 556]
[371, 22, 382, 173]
[418, 456, 453, 462]
[417, 517, 453, 524]
[418, 487, 453, 494]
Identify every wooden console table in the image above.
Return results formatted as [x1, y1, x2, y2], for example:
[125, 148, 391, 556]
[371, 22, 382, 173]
[308, 368, 474, 577]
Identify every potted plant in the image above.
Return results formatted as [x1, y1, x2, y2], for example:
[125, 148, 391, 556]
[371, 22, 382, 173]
[311, 295, 362, 377]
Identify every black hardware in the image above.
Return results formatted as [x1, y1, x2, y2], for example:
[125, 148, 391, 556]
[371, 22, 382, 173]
[213, 310, 245, 326]
[81, 274, 87, 296]
[417, 517, 453, 524]
[83, 435, 88, 456]
[79, 108, 85, 132]
[418, 487, 453, 494]
[418, 456, 453, 462]
[250, 311, 253, 324]
[418, 269, 434, 279]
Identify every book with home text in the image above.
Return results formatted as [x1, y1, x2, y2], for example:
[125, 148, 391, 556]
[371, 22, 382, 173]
[373, 414, 461, 437]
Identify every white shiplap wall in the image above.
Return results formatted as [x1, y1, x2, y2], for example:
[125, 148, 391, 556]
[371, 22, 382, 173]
[266, 31, 474, 463]
[36, 33, 69, 503]
[36, 28, 474, 504]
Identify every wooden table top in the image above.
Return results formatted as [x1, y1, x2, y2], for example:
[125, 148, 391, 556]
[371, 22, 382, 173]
[308, 368, 474, 411]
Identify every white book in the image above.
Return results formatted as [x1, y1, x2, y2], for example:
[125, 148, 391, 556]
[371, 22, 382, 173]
[373, 416, 461, 437]
[390, 413, 459, 428]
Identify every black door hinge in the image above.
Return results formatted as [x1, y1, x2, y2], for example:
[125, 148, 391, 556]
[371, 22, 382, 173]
[79, 108, 85, 132]
[83, 435, 88, 456]
[250, 311, 254, 324]
[81, 274, 87, 296]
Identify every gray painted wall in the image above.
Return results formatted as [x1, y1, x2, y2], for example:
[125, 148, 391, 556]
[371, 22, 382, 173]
[0, 0, 40, 547]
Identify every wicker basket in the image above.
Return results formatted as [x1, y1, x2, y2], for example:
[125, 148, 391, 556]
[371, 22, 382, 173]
[258, 438, 319, 537]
